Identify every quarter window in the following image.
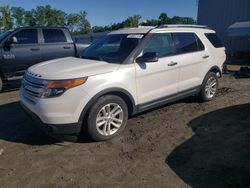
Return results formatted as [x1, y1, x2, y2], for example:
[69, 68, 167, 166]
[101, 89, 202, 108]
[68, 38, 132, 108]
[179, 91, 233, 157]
[14, 29, 38, 44]
[43, 29, 67, 43]
[205, 33, 223, 48]
[143, 33, 176, 57]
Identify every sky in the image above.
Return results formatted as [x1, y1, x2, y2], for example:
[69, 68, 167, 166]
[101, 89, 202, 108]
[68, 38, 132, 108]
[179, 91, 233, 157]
[0, 0, 198, 26]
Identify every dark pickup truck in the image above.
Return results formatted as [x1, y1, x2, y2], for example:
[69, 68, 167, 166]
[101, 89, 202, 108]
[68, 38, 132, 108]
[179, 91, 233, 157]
[0, 26, 88, 92]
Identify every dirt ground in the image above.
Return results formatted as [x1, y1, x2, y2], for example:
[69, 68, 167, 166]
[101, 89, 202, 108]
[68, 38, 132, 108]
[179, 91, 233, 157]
[0, 74, 250, 188]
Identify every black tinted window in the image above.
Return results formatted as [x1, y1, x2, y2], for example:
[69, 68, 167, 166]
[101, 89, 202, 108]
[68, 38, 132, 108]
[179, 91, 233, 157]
[173, 33, 199, 54]
[143, 33, 176, 57]
[14, 29, 38, 44]
[197, 37, 205, 51]
[43, 29, 67, 43]
[205, 33, 223, 48]
[81, 34, 143, 63]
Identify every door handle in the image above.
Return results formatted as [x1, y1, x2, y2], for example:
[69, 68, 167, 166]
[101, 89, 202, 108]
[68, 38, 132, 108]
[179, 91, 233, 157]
[30, 48, 40, 51]
[202, 55, 210, 59]
[63, 46, 71, 49]
[168, 61, 178, 66]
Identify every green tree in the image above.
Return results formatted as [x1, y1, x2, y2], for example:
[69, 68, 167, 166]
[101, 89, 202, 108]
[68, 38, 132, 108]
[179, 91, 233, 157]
[184, 17, 196, 24]
[24, 10, 36, 26]
[141, 19, 159, 26]
[169, 16, 196, 24]
[53, 9, 66, 26]
[92, 26, 102, 33]
[169, 16, 182, 24]
[77, 11, 91, 34]
[110, 22, 122, 30]
[66, 13, 80, 32]
[32, 5, 66, 26]
[158, 12, 169, 25]
[11, 7, 25, 27]
[123, 14, 141, 27]
[44, 5, 54, 25]
[33, 6, 46, 26]
[0, 6, 13, 30]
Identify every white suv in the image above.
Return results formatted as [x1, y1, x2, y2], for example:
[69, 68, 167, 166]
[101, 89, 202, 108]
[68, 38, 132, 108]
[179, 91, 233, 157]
[20, 25, 226, 141]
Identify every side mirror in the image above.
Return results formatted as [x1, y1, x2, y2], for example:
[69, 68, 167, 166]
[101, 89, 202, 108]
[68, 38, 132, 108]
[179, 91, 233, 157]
[136, 52, 159, 63]
[7, 36, 18, 45]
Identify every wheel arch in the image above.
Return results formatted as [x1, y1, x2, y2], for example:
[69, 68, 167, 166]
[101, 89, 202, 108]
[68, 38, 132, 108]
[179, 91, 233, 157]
[209, 65, 222, 77]
[0, 70, 4, 92]
[78, 87, 136, 124]
[0, 69, 6, 80]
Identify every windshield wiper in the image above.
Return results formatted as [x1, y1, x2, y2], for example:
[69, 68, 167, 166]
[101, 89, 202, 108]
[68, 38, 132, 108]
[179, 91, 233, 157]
[81, 56, 103, 61]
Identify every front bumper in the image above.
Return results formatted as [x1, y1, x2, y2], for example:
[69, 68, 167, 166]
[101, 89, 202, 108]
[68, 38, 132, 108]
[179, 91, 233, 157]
[20, 102, 82, 141]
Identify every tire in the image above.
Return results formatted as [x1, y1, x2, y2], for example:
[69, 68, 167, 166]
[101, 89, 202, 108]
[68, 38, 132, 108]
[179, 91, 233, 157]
[199, 72, 218, 102]
[0, 77, 3, 93]
[86, 95, 128, 141]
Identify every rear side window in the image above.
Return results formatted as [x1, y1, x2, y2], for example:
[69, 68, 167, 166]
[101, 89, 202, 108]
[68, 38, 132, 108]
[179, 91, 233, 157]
[205, 33, 223, 48]
[43, 29, 67, 43]
[173, 33, 204, 54]
[14, 29, 38, 44]
[143, 33, 176, 57]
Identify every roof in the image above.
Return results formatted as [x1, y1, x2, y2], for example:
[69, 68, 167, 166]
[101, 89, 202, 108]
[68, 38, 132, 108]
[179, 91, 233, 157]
[227, 21, 250, 37]
[109, 27, 154, 34]
[109, 24, 211, 34]
[13, 26, 69, 30]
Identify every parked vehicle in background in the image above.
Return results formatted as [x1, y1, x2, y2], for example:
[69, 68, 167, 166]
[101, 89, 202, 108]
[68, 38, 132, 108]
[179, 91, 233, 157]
[0, 26, 87, 92]
[20, 25, 226, 142]
[74, 31, 109, 46]
[225, 21, 250, 74]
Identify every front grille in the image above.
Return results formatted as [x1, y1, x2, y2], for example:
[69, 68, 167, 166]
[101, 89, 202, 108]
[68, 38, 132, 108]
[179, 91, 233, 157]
[22, 73, 47, 102]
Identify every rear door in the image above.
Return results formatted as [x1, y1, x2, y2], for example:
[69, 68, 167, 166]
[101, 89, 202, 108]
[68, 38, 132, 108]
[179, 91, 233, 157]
[41, 28, 75, 61]
[1, 28, 41, 78]
[172, 32, 208, 92]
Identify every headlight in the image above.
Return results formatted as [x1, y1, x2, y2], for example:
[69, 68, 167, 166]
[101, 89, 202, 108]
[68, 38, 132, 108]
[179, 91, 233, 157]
[42, 77, 88, 98]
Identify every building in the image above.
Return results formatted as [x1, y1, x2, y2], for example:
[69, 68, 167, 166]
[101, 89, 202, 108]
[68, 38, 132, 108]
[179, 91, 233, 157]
[197, 0, 250, 54]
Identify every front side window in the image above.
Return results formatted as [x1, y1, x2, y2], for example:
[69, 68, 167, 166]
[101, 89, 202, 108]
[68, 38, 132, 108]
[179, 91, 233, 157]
[14, 29, 38, 44]
[143, 33, 176, 58]
[43, 29, 67, 43]
[81, 34, 144, 63]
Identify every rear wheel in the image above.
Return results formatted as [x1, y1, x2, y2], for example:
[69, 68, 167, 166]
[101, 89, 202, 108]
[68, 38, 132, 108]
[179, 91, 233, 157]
[86, 95, 128, 141]
[199, 72, 218, 102]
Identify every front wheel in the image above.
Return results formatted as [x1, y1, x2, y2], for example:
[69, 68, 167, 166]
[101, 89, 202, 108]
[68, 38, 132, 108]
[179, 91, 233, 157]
[199, 72, 218, 102]
[86, 95, 128, 141]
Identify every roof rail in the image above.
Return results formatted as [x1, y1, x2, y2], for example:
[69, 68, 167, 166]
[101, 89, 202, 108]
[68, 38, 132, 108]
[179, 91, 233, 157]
[156, 24, 211, 29]
[118, 26, 155, 30]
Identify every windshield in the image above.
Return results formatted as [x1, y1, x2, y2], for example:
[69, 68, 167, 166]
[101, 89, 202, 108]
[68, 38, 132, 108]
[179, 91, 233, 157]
[0, 31, 11, 43]
[81, 34, 144, 63]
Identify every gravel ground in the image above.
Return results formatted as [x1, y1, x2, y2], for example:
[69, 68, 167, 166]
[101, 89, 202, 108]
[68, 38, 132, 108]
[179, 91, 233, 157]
[0, 74, 249, 188]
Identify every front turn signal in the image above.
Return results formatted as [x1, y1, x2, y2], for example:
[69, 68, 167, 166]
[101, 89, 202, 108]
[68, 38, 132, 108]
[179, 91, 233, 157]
[47, 77, 88, 89]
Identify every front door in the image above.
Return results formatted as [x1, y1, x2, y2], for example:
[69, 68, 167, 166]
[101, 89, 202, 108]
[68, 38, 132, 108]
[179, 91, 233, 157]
[1, 29, 41, 78]
[135, 33, 180, 105]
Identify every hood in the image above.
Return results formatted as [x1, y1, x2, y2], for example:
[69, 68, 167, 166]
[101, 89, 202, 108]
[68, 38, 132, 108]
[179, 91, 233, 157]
[28, 57, 120, 80]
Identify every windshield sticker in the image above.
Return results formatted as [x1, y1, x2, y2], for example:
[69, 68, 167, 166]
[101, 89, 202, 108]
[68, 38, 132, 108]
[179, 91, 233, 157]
[127, 34, 144, 39]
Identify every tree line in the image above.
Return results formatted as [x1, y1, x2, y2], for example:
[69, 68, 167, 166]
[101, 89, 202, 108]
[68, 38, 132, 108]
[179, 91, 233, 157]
[92, 13, 196, 33]
[0, 5, 196, 35]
